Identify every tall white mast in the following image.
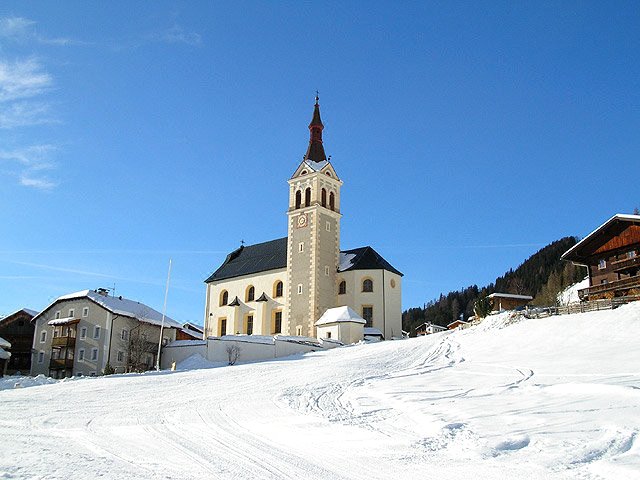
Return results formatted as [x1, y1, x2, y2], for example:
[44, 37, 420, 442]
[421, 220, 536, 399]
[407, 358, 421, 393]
[156, 259, 172, 371]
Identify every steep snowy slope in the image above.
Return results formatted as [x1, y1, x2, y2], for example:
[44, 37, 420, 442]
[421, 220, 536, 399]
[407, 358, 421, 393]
[1, 303, 639, 479]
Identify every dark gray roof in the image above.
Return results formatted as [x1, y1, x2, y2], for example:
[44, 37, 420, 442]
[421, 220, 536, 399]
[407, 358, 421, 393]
[205, 238, 402, 283]
[339, 246, 403, 276]
[205, 238, 288, 283]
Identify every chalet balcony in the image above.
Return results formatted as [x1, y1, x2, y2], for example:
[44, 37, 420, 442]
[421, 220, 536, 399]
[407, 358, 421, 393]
[49, 358, 74, 370]
[612, 256, 640, 273]
[578, 275, 640, 300]
[51, 336, 76, 348]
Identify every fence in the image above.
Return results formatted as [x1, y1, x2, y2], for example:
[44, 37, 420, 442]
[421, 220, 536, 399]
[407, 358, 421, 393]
[524, 295, 640, 319]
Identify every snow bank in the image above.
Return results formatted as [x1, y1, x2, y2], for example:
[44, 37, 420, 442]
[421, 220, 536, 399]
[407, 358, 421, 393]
[557, 276, 590, 305]
[1, 301, 639, 479]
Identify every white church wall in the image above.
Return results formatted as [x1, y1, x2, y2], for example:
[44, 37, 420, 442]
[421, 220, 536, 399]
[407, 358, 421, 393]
[336, 269, 402, 339]
[204, 269, 287, 337]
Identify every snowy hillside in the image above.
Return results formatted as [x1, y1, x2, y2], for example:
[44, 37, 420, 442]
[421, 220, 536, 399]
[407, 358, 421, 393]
[2, 304, 640, 479]
[557, 276, 590, 305]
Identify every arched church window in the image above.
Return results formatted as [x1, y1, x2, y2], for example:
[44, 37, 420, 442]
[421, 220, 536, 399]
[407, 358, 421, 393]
[220, 290, 228, 306]
[362, 279, 373, 293]
[338, 280, 346, 295]
[295, 190, 302, 209]
[246, 286, 255, 302]
[305, 187, 311, 207]
[274, 281, 283, 298]
[321, 188, 327, 207]
[329, 192, 335, 211]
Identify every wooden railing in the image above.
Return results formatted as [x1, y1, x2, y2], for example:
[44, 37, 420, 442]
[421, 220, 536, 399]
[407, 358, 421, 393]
[578, 276, 640, 300]
[49, 358, 74, 369]
[611, 256, 640, 272]
[51, 336, 76, 348]
[524, 295, 640, 318]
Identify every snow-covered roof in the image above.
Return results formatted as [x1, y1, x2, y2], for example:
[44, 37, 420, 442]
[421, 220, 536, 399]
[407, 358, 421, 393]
[34, 290, 181, 329]
[179, 328, 203, 340]
[166, 339, 207, 348]
[562, 214, 640, 261]
[275, 335, 322, 345]
[303, 159, 329, 171]
[315, 306, 366, 326]
[447, 319, 469, 328]
[0, 336, 11, 349]
[364, 327, 383, 336]
[0, 347, 10, 360]
[47, 317, 79, 326]
[488, 293, 533, 300]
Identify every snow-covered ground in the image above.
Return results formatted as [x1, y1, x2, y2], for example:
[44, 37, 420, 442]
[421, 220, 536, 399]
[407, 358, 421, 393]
[2, 303, 640, 479]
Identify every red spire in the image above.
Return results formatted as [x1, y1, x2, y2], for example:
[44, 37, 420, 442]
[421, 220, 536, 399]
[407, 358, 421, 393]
[304, 92, 327, 162]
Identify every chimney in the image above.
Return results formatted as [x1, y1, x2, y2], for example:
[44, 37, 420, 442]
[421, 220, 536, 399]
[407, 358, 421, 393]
[96, 288, 109, 297]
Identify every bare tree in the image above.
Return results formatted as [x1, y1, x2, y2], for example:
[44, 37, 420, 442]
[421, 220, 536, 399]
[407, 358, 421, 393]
[226, 344, 240, 365]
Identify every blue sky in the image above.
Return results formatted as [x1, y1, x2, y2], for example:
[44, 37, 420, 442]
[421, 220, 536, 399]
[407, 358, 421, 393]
[1, 2, 638, 323]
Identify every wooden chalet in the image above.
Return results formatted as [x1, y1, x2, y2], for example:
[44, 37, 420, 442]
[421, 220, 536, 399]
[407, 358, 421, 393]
[487, 293, 533, 312]
[0, 308, 37, 375]
[561, 214, 640, 301]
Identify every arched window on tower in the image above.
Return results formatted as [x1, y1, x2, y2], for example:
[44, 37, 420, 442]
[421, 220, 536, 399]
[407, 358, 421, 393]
[362, 279, 373, 293]
[295, 190, 302, 209]
[329, 192, 335, 211]
[246, 286, 255, 302]
[305, 187, 311, 207]
[321, 188, 327, 207]
[338, 280, 346, 295]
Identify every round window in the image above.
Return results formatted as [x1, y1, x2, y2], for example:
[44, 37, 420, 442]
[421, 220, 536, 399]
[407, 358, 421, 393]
[390, 279, 396, 288]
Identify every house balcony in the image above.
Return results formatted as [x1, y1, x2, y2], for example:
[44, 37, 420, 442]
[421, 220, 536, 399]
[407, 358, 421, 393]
[611, 256, 640, 273]
[578, 275, 640, 300]
[51, 336, 76, 348]
[49, 358, 74, 370]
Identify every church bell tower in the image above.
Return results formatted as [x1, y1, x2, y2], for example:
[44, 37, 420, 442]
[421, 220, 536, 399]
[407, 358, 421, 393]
[286, 95, 343, 337]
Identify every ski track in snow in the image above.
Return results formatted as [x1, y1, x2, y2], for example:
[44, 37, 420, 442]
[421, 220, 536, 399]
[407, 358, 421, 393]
[2, 305, 640, 479]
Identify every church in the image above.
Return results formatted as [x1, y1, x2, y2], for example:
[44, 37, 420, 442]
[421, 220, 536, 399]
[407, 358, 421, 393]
[203, 97, 403, 342]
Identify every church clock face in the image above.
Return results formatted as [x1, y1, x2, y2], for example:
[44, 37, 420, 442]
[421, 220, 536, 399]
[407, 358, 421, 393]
[297, 214, 308, 228]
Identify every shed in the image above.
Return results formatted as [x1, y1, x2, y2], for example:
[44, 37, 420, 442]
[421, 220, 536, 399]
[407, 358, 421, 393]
[315, 306, 366, 344]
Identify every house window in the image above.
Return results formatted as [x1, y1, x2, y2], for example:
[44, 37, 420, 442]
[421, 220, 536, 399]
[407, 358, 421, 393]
[78, 349, 85, 361]
[326, 221, 331, 231]
[246, 286, 255, 302]
[274, 311, 282, 334]
[325, 266, 330, 276]
[53, 328, 59, 338]
[38, 352, 44, 364]
[326, 331, 332, 339]
[601, 279, 608, 284]
[68, 309, 75, 318]
[305, 187, 311, 207]
[329, 192, 335, 211]
[40, 331, 47, 343]
[83, 307, 89, 317]
[117, 351, 124, 362]
[362, 279, 373, 292]
[297, 284, 303, 295]
[246, 315, 254, 335]
[321, 188, 327, 207]
[629, 250, 637, 259]
[338, 280, 346, 295]
[296, 325, 302, 336]
[598, 259, 607, 270]
[274, 281, 283, 298]
[94, 326, 100, 339]
[55, 311, 60, 319]
[298, 242, 304, 253]
[295, 190, 302, 209]
[362, 306, 373, 327]
[121, 329, 129, 341]
[219, 318, 227, 337]
[80, 327, 87, 339]
[91, 348, 98, 361]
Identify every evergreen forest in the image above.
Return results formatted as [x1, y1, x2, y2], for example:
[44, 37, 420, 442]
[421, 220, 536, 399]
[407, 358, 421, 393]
[402, 237, 587, 334]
